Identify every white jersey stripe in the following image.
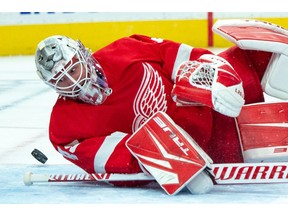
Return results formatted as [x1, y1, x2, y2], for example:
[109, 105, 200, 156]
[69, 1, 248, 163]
[171, 44, 193, 82]
[93, 132, 127, 173]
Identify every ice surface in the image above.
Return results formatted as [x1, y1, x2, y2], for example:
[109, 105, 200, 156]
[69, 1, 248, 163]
[1, 54, 288, 215]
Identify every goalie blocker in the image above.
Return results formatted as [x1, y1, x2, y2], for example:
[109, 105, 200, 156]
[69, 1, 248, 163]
[125, 111, 214, 195]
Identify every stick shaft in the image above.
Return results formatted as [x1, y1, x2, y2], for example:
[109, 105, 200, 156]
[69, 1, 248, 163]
[24, 162, 288, 185]
[24, 172, 154, 185]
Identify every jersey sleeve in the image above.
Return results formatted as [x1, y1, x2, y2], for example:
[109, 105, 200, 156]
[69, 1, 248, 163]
[53, 131, 151, 187]
[129, 34, 214, 82]
[48, 98, 145, 184]
[53, 131, 143, 175]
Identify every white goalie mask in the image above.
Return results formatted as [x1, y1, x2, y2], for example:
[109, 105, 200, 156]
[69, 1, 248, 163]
[35, 35, 112, 105]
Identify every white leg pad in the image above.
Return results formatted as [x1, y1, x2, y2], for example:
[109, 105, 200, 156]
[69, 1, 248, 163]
[261, 53, 288, 100]
[236, 102, 288, 163]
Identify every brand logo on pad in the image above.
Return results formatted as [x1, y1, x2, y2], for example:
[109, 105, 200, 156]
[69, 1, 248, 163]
[153, 116, 189, 156]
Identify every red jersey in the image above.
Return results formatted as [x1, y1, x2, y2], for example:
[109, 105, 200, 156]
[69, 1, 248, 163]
[48, 35, 272, 180]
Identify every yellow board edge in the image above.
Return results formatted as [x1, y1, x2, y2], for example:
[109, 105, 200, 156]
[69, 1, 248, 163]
[1, 17, 288, 56]
[0, 19, 208, 56]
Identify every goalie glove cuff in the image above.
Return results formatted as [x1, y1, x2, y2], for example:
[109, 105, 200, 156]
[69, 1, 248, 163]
[172, 54, 245, 117]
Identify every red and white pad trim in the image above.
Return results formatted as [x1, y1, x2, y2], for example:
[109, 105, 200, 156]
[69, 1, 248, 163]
[213, 19, 288, 56]
[236, 102, 288, 162]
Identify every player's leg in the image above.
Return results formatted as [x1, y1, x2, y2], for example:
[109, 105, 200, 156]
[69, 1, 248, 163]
[213, 19, 288, 100]
[236, 102, 288, 162]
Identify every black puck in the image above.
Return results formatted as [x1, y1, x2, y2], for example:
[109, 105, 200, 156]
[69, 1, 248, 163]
[31, 149, 48, 164]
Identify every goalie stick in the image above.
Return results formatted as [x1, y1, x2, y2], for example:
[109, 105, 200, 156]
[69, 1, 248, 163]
[24, 162, 288, 185]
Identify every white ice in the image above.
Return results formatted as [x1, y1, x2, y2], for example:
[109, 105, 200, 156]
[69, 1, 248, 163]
[0, 54, 288, 215]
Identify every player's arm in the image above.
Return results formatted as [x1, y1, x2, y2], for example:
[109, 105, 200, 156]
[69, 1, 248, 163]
[129, 34, 213, 79]
[52, 132, 145, 181]
[129, 35, 245, 117]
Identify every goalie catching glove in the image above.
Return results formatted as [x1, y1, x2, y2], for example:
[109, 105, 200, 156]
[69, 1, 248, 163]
[172, 54, 245, 117]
